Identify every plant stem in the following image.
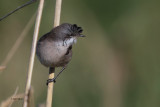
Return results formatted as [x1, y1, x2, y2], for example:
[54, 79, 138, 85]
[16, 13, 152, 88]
[46, 0, 62, 107]
[53, 0, 62, 27]
[46, 67, 55, 107]
[23, 0, 45, 107]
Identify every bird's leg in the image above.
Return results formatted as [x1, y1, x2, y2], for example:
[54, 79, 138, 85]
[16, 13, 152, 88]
[46, 66, 66, 85]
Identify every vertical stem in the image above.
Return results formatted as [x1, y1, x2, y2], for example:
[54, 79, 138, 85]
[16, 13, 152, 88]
[53, 0, 62, 27]
[23, 0, 45, 107]
[46, 0, 62, 107]
[46, 67, 55, 107]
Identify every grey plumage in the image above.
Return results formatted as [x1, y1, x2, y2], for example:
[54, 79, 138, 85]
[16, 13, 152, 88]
[36, 23, 84, 68]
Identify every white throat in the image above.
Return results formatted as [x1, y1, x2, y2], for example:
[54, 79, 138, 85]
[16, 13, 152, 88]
[56, 37, 77, 47]
[65, 37, 77, 45]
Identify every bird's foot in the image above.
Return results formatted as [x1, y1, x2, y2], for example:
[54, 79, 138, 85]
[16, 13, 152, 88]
[46, 78, 56, 85]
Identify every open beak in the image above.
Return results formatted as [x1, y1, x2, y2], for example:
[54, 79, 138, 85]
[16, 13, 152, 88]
[79, 34, 85, 37]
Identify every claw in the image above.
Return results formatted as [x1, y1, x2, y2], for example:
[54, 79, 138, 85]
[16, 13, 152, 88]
[46, 79, 53, 85]
[46, 66, 66, 85]
[53, 79, 56, 83]
[46, 78, 56, 85]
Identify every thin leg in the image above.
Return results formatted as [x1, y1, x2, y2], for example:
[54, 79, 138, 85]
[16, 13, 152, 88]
[0, 0, 37, 21]
[46, 66, 66, 85]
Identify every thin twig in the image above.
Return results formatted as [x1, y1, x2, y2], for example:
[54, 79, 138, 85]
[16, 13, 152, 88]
[0, 87, 19, 107]
[23, 0, 45, 107]
[46, 0, 62, 107]
[0, 12, 36, 73]
[0, 0, 37, 21]
[9, 87, 19, 107]
[28, 87, 35, 107]
[53, 0, 62, 27]
[46, 67, 55, 107]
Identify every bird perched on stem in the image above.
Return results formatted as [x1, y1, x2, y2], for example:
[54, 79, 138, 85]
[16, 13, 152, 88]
[36, 23, 85, 85]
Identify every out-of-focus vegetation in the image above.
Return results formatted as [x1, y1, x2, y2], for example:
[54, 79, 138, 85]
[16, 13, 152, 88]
[0, 0, 160, 107]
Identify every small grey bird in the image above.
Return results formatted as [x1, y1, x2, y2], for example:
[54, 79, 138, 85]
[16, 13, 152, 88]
[36, 23, 85, 84]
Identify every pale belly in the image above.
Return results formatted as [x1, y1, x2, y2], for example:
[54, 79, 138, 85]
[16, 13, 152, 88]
[36, 41, 72, 67]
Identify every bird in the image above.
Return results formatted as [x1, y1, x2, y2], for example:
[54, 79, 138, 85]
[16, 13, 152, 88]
[36, 23, 85, 85]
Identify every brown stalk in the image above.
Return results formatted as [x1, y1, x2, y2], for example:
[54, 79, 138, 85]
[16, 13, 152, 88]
[0, 87, 20, 107]
[23, 0, 45, 107]
[46, 0, 62, 107]
[27, 87, 35, 107]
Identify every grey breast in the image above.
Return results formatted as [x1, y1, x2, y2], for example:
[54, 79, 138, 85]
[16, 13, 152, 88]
[36, 39, 71, 67]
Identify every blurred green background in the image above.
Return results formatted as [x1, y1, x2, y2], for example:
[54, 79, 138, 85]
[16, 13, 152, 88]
[0, 0, 160, 107]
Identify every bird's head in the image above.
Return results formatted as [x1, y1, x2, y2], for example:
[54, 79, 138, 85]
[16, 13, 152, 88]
[52, 23, 85, 46]
[66, 23, 85, 38]
[53, 23, 85, 39]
